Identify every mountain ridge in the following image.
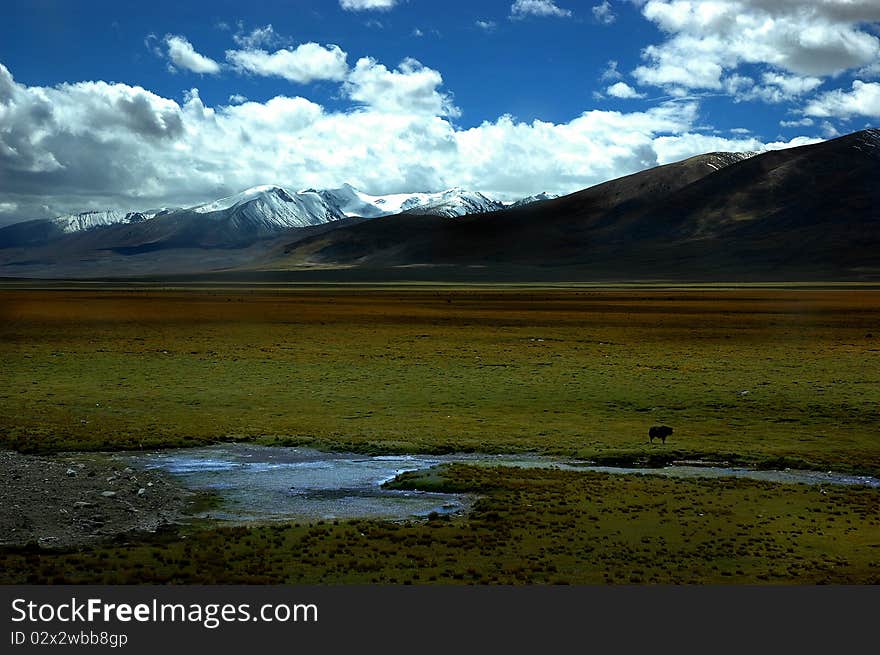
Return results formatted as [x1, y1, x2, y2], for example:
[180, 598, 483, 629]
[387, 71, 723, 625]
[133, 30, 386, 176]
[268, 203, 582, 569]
[1, 130, 877, 280]
[0, 183, 546, 247]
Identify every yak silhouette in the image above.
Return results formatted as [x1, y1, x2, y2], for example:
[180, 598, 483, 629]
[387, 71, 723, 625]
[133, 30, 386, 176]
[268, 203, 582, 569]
[648, 425, 673, 444]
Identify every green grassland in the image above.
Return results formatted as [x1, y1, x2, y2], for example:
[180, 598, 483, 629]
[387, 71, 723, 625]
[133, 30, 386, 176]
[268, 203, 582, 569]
[2, 465, 878, 584]
[1, 287, 879, 473]
[1, 286, 878, 584]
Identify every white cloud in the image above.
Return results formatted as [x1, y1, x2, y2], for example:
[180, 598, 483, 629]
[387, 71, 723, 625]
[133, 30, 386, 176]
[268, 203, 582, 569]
[820, 120, 840, 137]
[340, 0, 398, 10]
[144, 33, 163, 58]
[0, 61, 821, 225]
[780, 117, 814, 127]
[226, 43, 349, 84]
[345, 57, 460, 117]
[633, 1, 880, 94]
[652, 134, 763, 163]
[164, 35, 221, 74]
[412, 28, 424, 37]
[606, 82, 646, 99]
[804, 80, 880, 118]
[228, 94, 248, 105]
[233, 24, 286, 50]
[652, 132, 822, 164]
[600, 60, 623, 81]
[592, 1, 616, 25]
[510, 1, 572, 19]
[455, 103, 698, 196]
[476, 20, 497, 32]
[759, 72, 823, 99]
[724, 71, 823, 103]
[763, 135, 826, 150]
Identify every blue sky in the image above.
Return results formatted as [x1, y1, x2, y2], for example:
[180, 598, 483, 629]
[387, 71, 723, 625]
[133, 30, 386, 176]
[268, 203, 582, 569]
[1, 0, 879, 223]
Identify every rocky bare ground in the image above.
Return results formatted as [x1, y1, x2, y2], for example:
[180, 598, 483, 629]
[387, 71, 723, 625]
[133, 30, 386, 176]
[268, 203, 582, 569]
[0, 449, 201, 549]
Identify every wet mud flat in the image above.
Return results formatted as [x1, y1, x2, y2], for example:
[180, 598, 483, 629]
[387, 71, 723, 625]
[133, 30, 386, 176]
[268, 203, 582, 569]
[0, 449, 200, 549]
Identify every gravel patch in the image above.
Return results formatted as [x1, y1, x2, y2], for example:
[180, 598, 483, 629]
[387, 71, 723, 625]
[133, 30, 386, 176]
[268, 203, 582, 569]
[0, 449, 201, 549]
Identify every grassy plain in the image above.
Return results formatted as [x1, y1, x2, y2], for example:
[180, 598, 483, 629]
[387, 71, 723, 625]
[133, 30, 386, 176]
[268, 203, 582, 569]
[1, 286, 879, 472]
[1, 285, 878, 584]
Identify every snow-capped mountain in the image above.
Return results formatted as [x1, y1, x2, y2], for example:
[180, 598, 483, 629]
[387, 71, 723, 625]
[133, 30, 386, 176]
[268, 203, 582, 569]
[506, 192, 559, 209]
[53, 209, 160, 233]
[396, 188, 504, 217]
[0, 183, 547, 251]
[315, 184, 504, 219]
[32, 184, 534, 238]
[192, 185, 346, 230]
[313, 184, 389, 219]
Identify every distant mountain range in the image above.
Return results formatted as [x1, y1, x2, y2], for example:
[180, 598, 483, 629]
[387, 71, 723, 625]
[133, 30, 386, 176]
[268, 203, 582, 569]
[1, 129, 878, 280]
[0, 184, 552, 250]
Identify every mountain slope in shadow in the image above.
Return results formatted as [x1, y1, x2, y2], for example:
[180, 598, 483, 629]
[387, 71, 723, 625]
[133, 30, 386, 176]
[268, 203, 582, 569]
[276, 130, 880, 279]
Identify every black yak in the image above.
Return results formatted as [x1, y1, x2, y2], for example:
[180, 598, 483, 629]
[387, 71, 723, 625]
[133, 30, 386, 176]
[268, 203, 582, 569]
[648, 425, 673, 444]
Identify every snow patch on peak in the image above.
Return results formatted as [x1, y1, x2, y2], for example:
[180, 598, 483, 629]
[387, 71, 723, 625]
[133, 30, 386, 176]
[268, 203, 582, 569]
[53, 209, 157, 233]
[506, 192, 559, 208]
[316, 186, 504, 218]
[858, 128, 880, 148]
[703, 151, 759, 171]
[398, 189, 504, 217]
[192, 185, 294, 214]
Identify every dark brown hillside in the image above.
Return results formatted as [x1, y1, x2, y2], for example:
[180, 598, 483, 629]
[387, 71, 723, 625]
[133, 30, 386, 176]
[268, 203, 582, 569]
[279, 150, 759, 267]
[276, 130, 880, 278]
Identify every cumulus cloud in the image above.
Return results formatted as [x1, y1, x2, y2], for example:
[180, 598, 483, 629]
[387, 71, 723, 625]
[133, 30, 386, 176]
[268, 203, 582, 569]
[510, 1, 572, 19]
[633, 1, 880, 95]
[804, 80, 880, 118]
[345, 57, 460, 117]
[0, 61, 817, 225]
[592, 1, 616, 25]
[226, 43, 349, 83]
[606, 82, 645, 99]
[652, 132, 822, 164]
[164, 35, 221, 74]
[339, 0, 398, 10]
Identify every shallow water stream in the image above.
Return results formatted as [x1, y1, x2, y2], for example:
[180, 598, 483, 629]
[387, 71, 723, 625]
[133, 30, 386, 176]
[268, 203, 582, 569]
[130, 443, 879, 523]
